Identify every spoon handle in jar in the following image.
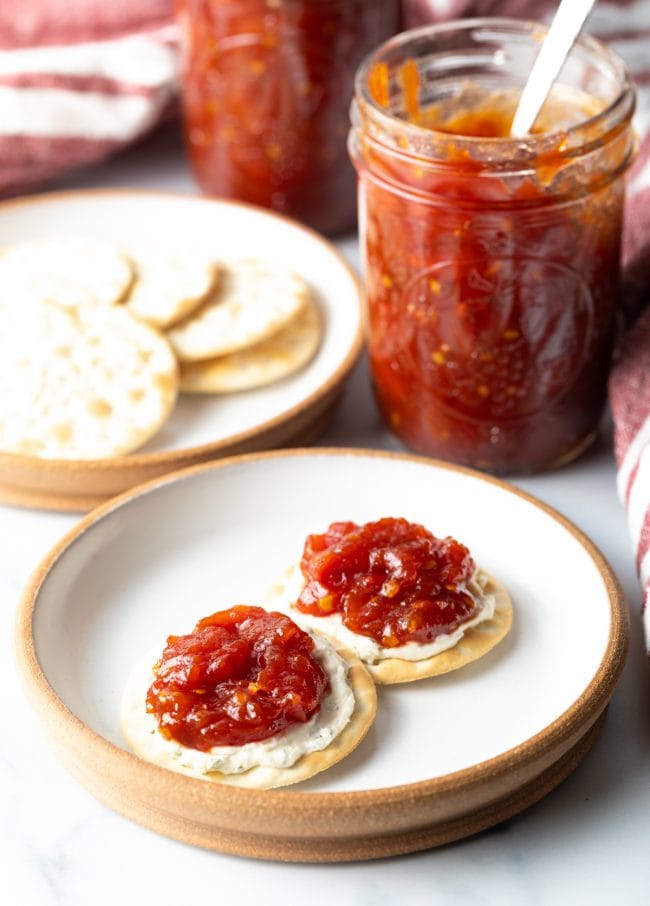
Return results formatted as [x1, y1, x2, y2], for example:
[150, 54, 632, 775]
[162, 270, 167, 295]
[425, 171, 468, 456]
[510, 0, 598, 138]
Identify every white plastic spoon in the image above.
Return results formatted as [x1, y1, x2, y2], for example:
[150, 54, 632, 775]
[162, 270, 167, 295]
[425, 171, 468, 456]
[510, 0, 598, 138]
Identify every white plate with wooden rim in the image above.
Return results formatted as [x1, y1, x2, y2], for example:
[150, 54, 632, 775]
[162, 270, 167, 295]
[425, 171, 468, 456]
[0, 191, 363, 512]
[15, 449, 627, 862]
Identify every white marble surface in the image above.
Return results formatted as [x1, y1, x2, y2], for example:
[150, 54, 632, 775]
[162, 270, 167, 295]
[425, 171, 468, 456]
[3, 129, 650, 905]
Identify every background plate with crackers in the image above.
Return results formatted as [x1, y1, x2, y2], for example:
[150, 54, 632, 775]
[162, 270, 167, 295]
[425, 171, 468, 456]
[0, 191, 363, 511]
[16, 449, 627, 862]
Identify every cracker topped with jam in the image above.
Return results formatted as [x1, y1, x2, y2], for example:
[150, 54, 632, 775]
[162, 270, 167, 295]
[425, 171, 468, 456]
[268, 517, 512, 684]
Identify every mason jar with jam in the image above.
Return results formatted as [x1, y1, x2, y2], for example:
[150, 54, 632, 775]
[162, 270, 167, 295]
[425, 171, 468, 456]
[174, 0, 400, 234]
[349, 19, 636, 474]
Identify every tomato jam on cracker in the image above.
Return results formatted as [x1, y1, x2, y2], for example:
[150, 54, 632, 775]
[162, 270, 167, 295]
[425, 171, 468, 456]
[146, 606, 330, 749]
[296, 518, 481, 648]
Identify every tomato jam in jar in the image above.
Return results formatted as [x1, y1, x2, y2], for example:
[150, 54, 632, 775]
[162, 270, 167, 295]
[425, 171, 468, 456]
[350, 20, 636, 473]
[175, 0, 400, 234]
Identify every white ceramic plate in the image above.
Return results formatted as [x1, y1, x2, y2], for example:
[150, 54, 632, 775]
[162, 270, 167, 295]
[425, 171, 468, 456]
[20, 450, 625, 802]
[0, 191, 363, 510]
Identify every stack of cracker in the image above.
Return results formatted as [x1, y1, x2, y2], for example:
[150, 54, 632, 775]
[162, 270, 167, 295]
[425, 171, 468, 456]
[0, 238, 321, 460]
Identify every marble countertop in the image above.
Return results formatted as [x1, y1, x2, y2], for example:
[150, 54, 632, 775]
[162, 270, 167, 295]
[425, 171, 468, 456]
[3, 130, 650, 906]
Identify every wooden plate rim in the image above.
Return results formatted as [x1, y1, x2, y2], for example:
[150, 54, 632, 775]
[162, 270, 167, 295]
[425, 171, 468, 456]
[15, 447, 628, 817]
[0, 189, 364, 476]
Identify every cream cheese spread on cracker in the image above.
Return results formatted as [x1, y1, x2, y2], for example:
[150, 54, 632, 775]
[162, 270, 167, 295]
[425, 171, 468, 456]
[121, 633, 355, 775]
[268, 565, 497, 664]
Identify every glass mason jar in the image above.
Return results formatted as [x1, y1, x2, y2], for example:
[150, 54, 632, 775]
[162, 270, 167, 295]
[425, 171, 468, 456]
[350, 19, 636, 474]
[175, 0, 400, 234]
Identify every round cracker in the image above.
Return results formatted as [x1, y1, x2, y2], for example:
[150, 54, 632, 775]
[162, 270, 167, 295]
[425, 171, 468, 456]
[0, 300, 178, 459]
[366, 573, 513, 684]
[0, 237, 133, 307]
[179, 298, 322, 394]
[124, 243, 220, 329]
[166, 259, 309, 362]
[120, 637, 377, 790]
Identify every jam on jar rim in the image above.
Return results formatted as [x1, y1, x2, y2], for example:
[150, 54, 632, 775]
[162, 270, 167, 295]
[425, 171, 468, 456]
[353, 130, 633, 208]
[353, 18, 636, 166]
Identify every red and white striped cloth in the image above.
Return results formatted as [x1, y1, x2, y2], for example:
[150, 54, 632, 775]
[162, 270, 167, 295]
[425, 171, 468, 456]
[406, 2, 650, 652]
[0, 0, 178, 196]
[610, 308, 650, 655]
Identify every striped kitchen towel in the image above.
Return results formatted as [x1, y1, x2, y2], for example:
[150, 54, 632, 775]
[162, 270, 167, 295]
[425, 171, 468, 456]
[610, 307, 650, 656]
[407, 0, 650, 655]
[0, 0, 178, 196]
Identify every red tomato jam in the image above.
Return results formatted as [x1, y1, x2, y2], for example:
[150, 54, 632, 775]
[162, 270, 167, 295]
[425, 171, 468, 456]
[350, 23, 636, 473]
[146, 605, 330, 749]
[174, 0, 399, 234]
[296, 517, 481, 647]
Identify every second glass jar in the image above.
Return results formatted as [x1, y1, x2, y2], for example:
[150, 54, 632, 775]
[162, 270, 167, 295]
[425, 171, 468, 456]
[175, 0, 400, 234]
